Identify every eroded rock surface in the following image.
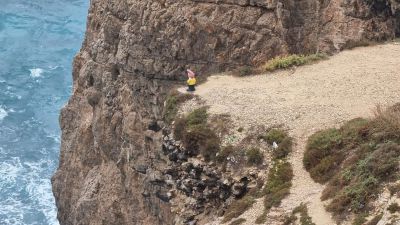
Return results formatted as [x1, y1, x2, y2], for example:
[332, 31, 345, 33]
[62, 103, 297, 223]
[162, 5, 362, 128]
[52, 0, 399, 224]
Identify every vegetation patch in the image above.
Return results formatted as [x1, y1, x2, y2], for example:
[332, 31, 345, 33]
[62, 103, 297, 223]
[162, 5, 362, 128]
[388, 203, 400, 214]
[388, 183, 400, 196]
[254, 130, 294, 223]
[173, 107, 221, 161]
[352, 213, 367, 225]
[284, 203, 316, 225]
[246, 148, 263, 165]
[233, 66, 255, 77]
[342, 39, 374, 50]
[304, 104, 400, 219]
[222, 196, 256, 223]
[366, 213, 383, 225]
[164, 90, 194, 124]
[261, 128, 293, 160]
[263, 53, 327, 72]
[229, 218, 246, 225]
[263, 160, 293, 212]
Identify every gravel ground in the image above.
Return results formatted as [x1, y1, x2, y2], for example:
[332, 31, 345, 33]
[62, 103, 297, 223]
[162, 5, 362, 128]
[179, 42, 400, 225]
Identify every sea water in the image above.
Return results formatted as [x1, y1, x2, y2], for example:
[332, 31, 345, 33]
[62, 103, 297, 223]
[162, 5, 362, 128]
[0, 0, 88, 224]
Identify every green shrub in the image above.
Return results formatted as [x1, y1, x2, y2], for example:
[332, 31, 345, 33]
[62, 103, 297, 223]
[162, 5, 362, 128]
[387, 202, 400, 213]
[284, 203, 316, 225]
[388, 183, 400, 196]
[342, 39, 373, 50]
[216, 145, 235, 163]
[173, 117, 187, 140]
[264, 53, 327, 72]
[303, 128, 344, 183]
[311, 104, 400, 219]
[263, 160, 293, 211]
[246, 148, 263, 165]
[372, 104, 400, 142]
[341, 118, 370, 145]
[352, 213, 367, 225]
[238, 66, 253, 76]
[272, 136, 293, 160]
[264, 129, 287, 144]
[223, 196, 256, 223]
[229, 218, 246, 225]
[255, 212, 267, 224]
[174, 107, 220, 161]
[186, 107, 208, 128]
[366, 213, 383, 225]
[164, 91, 193, 124]
[183, 124, 220, 161]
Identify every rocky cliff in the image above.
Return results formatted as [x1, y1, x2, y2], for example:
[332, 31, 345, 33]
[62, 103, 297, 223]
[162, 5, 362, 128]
[52, 0, 399, 224]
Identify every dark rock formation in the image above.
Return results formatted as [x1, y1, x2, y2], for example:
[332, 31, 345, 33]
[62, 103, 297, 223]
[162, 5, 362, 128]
[52, 0, 399, 224]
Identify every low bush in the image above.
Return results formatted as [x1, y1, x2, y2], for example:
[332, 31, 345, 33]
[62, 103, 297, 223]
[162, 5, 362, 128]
[255, 212, 267, 224]
[366, 213, 383, 225]
[246, 148, 263, 165]
[222, 196, 256, 223]
[387, 202, 400, 214]
[216, 145, 235, 163]
[283, 203, 316, 225]
[186, 107, 208, 128]
[307, 104, 400, 219]
[263, 160, 293, 212]
[272, 135, 293, 160]
[236, 66, 254, 77]
[352, 213, 367, 225]
[372, 104, 400, 142]
[388, 183, 400, 196]
[174, 107, 220, 161]
[183, 124, 220, 161]
[164, 90, 194, 124]
[303, 128, 344, 183]
[342, 39, 374, 50]
[229, 218, 246, 225]
[262, 129, 293, 160]
[264, 129, 287, 144]
[263, 53, 327, 72]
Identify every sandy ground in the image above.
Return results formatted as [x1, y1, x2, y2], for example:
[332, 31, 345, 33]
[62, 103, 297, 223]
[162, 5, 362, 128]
[179, 42, 400, 224]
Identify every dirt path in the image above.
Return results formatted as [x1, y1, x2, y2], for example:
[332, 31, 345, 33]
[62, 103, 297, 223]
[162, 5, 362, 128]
[180, 43, 400, 224]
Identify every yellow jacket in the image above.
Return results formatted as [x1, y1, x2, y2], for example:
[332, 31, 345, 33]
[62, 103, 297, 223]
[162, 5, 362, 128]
[187, 77, 196, 85]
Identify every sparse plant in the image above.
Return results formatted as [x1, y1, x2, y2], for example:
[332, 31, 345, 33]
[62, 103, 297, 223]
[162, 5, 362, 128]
[284, 203, 316, 225]
[388, 183, 400, 196]
[388, 202, 400, 214]
[303, 128, 344, 183]
[352, 213, 367, 225]
[222, 195, 256, 223]
[229, 218, 246, 225]
[366, 213, 383, 225]
[263, 53, 327, 72]
[263, 160, 293, 211]
[164, 90, 194, 124]
[264, 128, 287, 144]
[238, 66, 253, 76]
[246, 148, 263, 165]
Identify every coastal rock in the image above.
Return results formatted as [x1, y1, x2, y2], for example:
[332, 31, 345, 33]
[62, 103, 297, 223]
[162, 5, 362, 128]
[52, 0, 399, 224]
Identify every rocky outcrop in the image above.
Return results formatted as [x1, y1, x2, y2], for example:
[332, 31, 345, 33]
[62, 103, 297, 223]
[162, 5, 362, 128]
[52, 0, 399, 224]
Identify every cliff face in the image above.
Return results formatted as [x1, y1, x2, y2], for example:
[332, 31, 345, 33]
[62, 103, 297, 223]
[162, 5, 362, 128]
[52, 0, 399, 224]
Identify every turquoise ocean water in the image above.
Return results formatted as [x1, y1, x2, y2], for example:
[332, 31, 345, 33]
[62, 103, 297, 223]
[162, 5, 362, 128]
[0, 1, 88, 224]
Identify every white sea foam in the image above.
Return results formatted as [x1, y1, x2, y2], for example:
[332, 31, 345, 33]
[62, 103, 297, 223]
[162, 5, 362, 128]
[25, 161, 59, 225]
[29, 68, 44, 78]
[0, 107, 7, 121]
[0, 158, 22, 189]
